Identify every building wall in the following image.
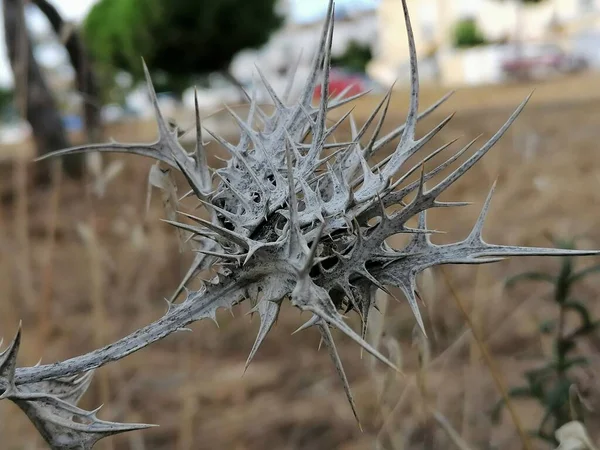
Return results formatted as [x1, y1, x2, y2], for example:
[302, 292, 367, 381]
[231, 11, 378, 88]
[367, 0, 600, 87]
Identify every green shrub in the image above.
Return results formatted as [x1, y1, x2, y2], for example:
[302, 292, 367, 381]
[453, 18, 487, 48]
[492, 237, 600, 445]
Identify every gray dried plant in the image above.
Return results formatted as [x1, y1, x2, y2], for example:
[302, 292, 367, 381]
[1, 0, 599, 448]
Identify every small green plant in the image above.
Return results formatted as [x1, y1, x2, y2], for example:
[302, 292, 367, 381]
[331, 40, 373, 74]
[492, 237, 600, 445]
[452, 18, 487, 49]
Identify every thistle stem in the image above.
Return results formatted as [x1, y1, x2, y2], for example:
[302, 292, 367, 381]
[14, 282, 243, 385]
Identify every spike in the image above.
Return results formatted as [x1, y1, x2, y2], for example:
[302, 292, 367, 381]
[362, 85, 394, 160]
[467, 180, 497, 243]
[244, 300, 280, 372]
[284, 49, 303, 102]
[314, 2, 335, 147]
[175, 212, 251, 247]
[388, 136, 461, 190]
[380, 271, 427, 338]
[256, 65, 286, 111]
[430, 94, 532, 198]
[312, 304, 402, 374]
[193, 87, 211, 193]
[382, 113, 454, 182]
[169, 247, 214, 303]
[292, 315, 320, 335]
[297, 0, 336, 108]
[142, 59, 171, 138]
[300, 221, 326, 277]
[326, 89, 372, 110]
[398, 0, 419, 145]
[382, 135, 480, 209]
[372, 90, 455, 156]
[34, 140, 176, 167]
[291, 279, 402, 374]
[284, 139, 308, 256]
[195, 197, 239, 224]
[0, 323, 22, 398]
[195, 249, 245, 264]
[317, 320, 362, 428]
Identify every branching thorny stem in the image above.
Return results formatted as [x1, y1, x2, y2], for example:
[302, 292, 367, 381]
[11, 271, 255, 385]
[2, 0, 600, 448]
[13, 294, 209, 385]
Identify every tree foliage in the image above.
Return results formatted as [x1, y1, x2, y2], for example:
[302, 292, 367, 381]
[331, 40, 373, 74]
[83, 0, 284, 96]
[452, 18, 487, 48]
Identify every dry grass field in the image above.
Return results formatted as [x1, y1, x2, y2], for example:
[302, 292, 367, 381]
[2, 72, 600, 450]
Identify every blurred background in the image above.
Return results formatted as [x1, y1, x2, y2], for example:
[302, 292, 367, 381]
[2, 0, 600, 449]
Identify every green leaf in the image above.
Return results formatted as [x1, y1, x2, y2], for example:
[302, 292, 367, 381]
[539, 319, 556, 334]
[527, 380, 548, 400]
[553, 237, 577, 250]
[555, 261, 574, 304]
[489, 386, 533, 422]
[509, 386, 536, 398]
[490, 400, 504, 423]
[505, 271, 555, 288]
[524, 364, 555, 382]
[569, 263, 600, 284]
[568, 319, 600, 339]
[562, 356, 589, 371]
[541, 378, 571, 411]
[556, 339, 576, 356]
[564, 300, 594, 329]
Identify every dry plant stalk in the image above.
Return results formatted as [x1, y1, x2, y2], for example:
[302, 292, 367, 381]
[1, 0, 600, 448]
[38, 161, 63, 352]
[442, 268, 533, 450]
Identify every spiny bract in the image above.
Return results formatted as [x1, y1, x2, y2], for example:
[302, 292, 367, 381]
[1, 0, 599, 447]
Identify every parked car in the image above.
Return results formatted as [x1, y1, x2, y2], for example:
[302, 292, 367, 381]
[501, 43, 588, 81]
[312, 68, 374, 101]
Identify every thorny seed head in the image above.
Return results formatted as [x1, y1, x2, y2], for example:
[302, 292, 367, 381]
[2, 0, 600, 447]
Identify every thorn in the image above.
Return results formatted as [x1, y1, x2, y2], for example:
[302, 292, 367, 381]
[244, 300, 280, 374]
[300, 221, 326, 277]
[467, 179, 498, 243]
[292, 315, 320, 335]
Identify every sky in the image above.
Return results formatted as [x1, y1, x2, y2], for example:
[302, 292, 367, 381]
[0, 0, 379, 88]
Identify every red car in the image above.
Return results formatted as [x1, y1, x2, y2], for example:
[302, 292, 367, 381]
[313, 69, 369, 100]
[501, 43, 588, 80]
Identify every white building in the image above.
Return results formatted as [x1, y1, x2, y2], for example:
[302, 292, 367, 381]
[367, 0, 600, 88]
[230, 6, 379, 100]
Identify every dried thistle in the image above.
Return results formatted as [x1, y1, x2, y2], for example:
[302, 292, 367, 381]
[2, 0, 599, 448]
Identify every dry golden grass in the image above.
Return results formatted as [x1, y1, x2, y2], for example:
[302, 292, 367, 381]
[2, 75, 600, 449]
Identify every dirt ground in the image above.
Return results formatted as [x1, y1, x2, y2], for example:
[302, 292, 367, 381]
[2, 74, 600, 450]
